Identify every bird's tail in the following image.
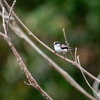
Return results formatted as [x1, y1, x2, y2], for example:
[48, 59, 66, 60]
[69, 47, 75, 50]
[70, 47, 84, 51]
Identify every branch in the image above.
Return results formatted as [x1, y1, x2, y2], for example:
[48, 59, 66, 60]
[0, 2, 53, 100]
[62, 28, 75, 60]
[75, 47, 77, 62]
[1, 7, 7, 35]
[77, 55, 100, 99]
[7, 0, 16, 32]
[62, 28, 69, 46]
[0, 32, 53, 100]
[0, 11, 14, 20]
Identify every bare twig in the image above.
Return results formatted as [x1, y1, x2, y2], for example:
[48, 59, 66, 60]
[74, 48, 99, 99]
[0, 11, 14, 20]
[0, 2, 53, 100]
[24, 81, 31, 86]
[63, 28, 69, 45]
[77, 55, 100, 99]
[0, 32, 53, 100]
[7, 0, 16, 32]
[2, 7, 7, 35]
[62, 28, 75, 60]
[75, 47, 77, 62]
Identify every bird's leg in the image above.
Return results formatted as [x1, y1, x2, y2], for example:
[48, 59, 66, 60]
[54, 50, 57, 54]
[62, 53, 66, 59]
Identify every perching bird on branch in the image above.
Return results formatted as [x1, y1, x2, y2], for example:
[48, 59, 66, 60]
[53, 41, 74, 54]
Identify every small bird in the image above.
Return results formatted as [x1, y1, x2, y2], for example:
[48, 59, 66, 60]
[53, 41, 74, 54]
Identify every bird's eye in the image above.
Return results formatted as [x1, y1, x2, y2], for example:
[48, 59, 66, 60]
[54, 41, 60, 45]
[55, 42, 57, 44]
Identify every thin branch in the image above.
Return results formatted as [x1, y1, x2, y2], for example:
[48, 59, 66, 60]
[0, 32, 53, 100]
[0, 2, 53, 100]
[24, 81, 31, 86]
[77, 55, 100, 99]
[74, 48, 99, 99]
[75, 47, 77, 62]
[63, 28, 75, 60]
[7, 0, 16, 32]
[0, 11, 14, 20]
[63, 28, 69, 46]
[2, 7, 7, 35]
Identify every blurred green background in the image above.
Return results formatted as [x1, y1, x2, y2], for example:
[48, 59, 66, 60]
[0, 0, 100, 100]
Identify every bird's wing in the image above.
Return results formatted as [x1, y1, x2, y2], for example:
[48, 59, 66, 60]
[61, 44, 69, 49]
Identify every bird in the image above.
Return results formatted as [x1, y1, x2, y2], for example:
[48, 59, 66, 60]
[53, 41, 74, 54]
